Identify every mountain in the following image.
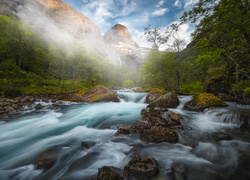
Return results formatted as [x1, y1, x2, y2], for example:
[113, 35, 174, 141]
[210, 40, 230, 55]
[0, 0, 148, 68]
[104, 24, 149, 69]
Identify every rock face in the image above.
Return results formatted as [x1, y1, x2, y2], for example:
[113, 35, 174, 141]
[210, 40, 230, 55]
[124, 157, 159, 179]
[149, 92, 180, 108]
[97, 166, 123, 180]
[146, 88, 167, 104]
[104, 24, 149, 69]
[184, 93, 228, 111]
[203, 75, 231, 95]
[63, 85, 120, 103]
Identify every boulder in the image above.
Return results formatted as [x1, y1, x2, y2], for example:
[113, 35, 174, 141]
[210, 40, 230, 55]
[124, 157, 159, 179]
[63, 85, 120, 103]
[37, 149, 58, 170]
[184, 93, 228, 112]
[81, 142, 90, 149]
[145, 88, 167, 103]
[148, 92, 179, 108]
[114, 128, 131, 136]
[140, 106, 168, 116]
[130, 113, 168, 133]
[97, 166, 123, 180]
[130, 111, 179, 143]
[140, 126, 178, 143]
[203, 75, 231, 95]
[166, 111, 183, 126]
[35, 104, 44, 109]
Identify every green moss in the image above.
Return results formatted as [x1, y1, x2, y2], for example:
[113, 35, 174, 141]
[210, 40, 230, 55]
[192, 93, 227, 107]
[150, 88, 167, 94]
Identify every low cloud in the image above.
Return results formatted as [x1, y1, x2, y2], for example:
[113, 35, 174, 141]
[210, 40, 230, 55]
[152, 8, 169, 16]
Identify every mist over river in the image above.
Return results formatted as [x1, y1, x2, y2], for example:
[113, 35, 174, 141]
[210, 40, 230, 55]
[0, 90, 250, 180]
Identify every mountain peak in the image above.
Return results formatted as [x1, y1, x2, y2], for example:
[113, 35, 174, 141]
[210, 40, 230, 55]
[104, 24, 139, 48]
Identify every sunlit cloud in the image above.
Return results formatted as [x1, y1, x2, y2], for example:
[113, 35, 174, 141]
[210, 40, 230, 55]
[152, 8, 169, 16]
[174, 0, 182, 8]
[155, 0, 164, 8]
[184, 0, 199, 9]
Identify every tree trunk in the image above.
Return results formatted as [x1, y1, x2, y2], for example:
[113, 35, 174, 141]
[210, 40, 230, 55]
[72, 58, 76, 89]
[18, 30, 23, 68]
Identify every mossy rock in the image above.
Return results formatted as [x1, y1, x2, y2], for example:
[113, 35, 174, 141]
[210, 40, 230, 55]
[140, 126, 178, 143]
[146, 88, 167, 103]
[184, 93, 228, 111]
[148, 92, 179, 108]
[203, 75, 231, 95]
[124, 157, 159, 179]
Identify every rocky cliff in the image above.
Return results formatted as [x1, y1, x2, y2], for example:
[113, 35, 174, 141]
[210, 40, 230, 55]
[0, 0, 148, 68]
[104, 24, 149, 69]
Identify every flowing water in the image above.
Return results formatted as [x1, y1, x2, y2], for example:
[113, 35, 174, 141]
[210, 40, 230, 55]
[0, 91, 250, 180]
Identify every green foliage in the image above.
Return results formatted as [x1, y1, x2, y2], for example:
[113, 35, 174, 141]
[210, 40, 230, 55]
[180, 81, 203, 94]
[181, 0, 250, 81]
[243, 87, 250, 96]
[232, 80, 250, 93]
[122, 80, 135, 87]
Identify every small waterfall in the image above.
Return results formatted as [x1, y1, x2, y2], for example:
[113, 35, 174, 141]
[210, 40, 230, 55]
[117, 89, 147, 104]
[117, 54, 122, 65]
[214, 109, 250, 126]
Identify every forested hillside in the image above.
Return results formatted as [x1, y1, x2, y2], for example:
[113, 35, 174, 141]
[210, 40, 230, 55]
[0, 15, 137, 97]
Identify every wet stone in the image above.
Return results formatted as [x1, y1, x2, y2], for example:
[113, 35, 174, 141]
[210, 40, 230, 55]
[124, 157, 159, 179]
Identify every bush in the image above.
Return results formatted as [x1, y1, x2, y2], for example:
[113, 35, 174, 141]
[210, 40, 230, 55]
[232, 80, 250, 92]
[180, 81, 203, 94]
[122, 80, 135, 87]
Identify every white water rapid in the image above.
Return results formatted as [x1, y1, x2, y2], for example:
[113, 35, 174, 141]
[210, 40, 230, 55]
[0, 91, 250, 180]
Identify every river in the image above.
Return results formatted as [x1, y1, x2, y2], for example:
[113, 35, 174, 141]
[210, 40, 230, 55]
[0, 89, 250, 180]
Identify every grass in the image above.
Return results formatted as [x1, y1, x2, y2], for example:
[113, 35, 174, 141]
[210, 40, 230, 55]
[1, 78, 94, 97]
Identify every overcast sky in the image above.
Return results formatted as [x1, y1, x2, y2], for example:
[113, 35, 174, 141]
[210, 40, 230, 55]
[61, 0, 198, 50]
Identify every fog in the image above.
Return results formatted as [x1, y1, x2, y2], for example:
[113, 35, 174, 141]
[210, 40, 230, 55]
[15, 0, 120, 64]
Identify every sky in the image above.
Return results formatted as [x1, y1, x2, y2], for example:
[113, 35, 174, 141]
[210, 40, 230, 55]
[61, 0, 198, 50]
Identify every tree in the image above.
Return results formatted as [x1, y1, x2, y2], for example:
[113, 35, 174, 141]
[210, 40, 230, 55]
[144, 25, 168, 50]
[181, 0, 250, 81]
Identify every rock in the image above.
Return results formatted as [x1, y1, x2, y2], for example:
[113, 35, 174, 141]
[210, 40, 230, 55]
[37, 149, 58, 170]
[114, 128, 130, 136]
[203, 75, 231, 96]
[11, 104, 19, 109]
[140, 106, 168, 116]
[130, 113, 168, 133]
[148, 92, 180, 108]
[145, 88, 167, 103]
[42, 99, 50, 103]
[6, 99, 18, 103]
[97, 166, 123, 180]
[63, 85, 120, 103]
[124, 157, 159, 179]
[184, 93, 228, 112]
[81, 142, 90, 149]
[35, 104, 44, 109]
[130, 107, 180, 143]
[166, 111, 183, 126]
[5, 106, 16, 113]
[133, 88, 149, 93]
[53, 101, 63, 106]
[140, 126, 178, 143]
